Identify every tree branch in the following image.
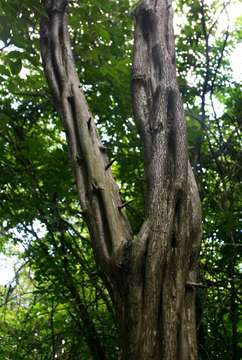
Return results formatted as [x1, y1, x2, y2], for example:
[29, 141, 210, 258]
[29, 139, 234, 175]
[40, 0, 132, 273]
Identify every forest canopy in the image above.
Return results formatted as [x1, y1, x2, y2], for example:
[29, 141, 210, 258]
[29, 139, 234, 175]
[0, 0, 241, 359]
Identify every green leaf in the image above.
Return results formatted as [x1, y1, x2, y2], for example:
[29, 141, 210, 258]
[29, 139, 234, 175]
[9, 59, 22, 75]
[0, 64, 10, 76]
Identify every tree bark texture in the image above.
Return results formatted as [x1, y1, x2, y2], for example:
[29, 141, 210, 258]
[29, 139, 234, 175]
[40, 1, 202, 359]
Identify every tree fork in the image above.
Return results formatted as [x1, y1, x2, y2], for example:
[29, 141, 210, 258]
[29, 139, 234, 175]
[40, 0, 202, 359]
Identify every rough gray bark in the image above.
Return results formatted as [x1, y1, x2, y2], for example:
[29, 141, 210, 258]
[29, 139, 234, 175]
[40, 0, 202, 359]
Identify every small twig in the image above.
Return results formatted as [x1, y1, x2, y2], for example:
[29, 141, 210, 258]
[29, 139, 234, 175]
[118, 200, 134, 210]
[186, 281, 207, 288]
[105, 157, 117, 170]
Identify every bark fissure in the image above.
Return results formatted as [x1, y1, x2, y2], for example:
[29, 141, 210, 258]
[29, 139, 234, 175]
[40, 0, 202, 359]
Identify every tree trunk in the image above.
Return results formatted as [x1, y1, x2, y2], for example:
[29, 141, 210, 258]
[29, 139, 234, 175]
[40, 1, 202, 359]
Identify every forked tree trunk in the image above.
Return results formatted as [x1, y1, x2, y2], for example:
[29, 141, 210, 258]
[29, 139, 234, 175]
[40, 1, 202, 359]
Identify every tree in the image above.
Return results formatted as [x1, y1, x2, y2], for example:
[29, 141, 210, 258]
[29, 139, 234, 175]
[39, 0, 202, 359]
